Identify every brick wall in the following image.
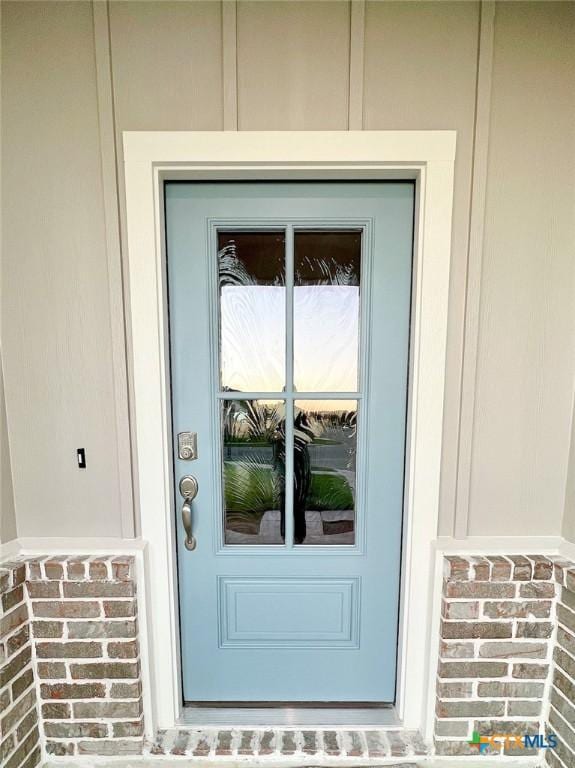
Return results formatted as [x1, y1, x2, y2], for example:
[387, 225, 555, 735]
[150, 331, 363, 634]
[0, 561, 41, 768]
[435, 554, 561, 758]
[546, 561, 575, 768]
[0, 555, 144, 759]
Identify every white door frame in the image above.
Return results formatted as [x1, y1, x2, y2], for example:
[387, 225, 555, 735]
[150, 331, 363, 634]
[123, 131, 456, 733]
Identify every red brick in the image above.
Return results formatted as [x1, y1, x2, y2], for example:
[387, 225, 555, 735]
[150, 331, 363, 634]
[26, 582, 60, 599]
[445, 581, 515, 599]
[483, 600, 551, 619]
[526, 555, 553, 580]
[441, 601, 479, 620]
[108, 640, 138, 659]
[66, 558, 88, 580]
[512, 663, 548, 679]
[103, 600, 135, 618]
[32, 601, 100, 619]
[486, 556, 512, 581]
[7, 625, 29, 655]
[508, 555, 532, 581]
[77, 740, 142, 756]
[45, 741, 75, 756]
[44, 560, 65, 580]
[471, 557, 490, 581]
[40, 682, 106, 699]
[519, 582, 555, 598]
[0, 646, 31, 688]
[1, 689, 36, 734]
[12, 668, 34, 699]
[478, 681, 544, 697]
[32, 621, 63, 638]
[45, 722, 108, 738]
[67, 620, 136, 639]
[2, 585, 24, 612]
[111, 557, 133, 581]
[36, 641, 102, 658]
[37, 662, 67, 679]
[441, 620, 512, 639]
[445, 557, 470, 580]
[89, 560, 110, 579]
[41, 703, 71, 719]
[113, 720, 144, 737]
[0, 604, 28, 637]
[110, 681, 141, 698]
[439, 661, 508, 678]
[73, 700, 142, 718]
[63, 581, 133, 598]
[440, 640, 474, 659]
[70, 662, 139, 679]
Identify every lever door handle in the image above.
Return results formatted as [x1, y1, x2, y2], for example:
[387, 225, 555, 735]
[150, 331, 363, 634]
[179, 475, 199, 551]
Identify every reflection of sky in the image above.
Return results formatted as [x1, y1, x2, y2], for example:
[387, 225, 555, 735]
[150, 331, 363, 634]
[221, 286, 359, 405]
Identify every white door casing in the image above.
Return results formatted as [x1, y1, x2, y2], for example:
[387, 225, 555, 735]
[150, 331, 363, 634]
[122, 131, 456, 732]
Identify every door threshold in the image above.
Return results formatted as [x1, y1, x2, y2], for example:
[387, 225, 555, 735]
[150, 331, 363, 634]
[178, 704, 400, 727]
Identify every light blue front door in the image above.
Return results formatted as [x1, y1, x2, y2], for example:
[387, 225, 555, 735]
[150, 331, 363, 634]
[166, 182, 414, 703]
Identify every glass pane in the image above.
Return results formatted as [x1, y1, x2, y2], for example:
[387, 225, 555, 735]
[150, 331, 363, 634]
[218, 231, 285, 392]
[293, 400, 357, 545]
[222, 399, 285, 544]
[294, 231, 361, 392]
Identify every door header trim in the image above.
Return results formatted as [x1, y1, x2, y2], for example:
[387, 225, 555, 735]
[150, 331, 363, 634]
[122, 130, 455, 736]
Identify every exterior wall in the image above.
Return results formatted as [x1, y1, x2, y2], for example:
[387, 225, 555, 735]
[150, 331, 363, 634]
[0, 562, 41, 768]
[469, 0, 575, 535]
[546, 569, 575, 768]
[1, 358, 17, 544]
[0, 555, 143, 759]
[1, 2, 575, 541]
[562, 405, 575, 543]
[435, 554, 575, 760]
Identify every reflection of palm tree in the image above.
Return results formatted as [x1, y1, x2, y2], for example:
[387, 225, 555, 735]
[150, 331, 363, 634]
[273, 411, 314, 544]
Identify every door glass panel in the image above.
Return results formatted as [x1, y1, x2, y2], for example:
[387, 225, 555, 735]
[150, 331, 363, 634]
[222, 399, 285, 544]
[294, 231, 361, 392]
[293, 400, 357, 545]
[218, 231, 285, 392]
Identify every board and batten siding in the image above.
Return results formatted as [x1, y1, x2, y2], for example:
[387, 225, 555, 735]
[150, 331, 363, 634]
[1, 1, 574, 542]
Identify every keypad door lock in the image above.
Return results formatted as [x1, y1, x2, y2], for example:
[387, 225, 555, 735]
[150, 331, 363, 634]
[178, 432, 198, 461]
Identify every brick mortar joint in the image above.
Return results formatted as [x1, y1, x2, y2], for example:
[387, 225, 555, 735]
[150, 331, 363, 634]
[435, 553, 574, 759]
[1, 555, 135, 590]
[1, 554, 144, 759]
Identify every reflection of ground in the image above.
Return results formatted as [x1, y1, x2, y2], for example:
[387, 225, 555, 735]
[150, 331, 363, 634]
[225, 510, 355, 545]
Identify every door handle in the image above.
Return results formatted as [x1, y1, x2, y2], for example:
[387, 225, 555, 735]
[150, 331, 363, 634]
[179, 475, 199, 551]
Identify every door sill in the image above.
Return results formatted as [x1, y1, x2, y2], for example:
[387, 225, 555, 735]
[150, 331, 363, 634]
[178, 704, 400, 727]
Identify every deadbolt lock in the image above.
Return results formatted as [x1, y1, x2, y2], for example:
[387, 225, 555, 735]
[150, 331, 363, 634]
[178, 431, 197, 461]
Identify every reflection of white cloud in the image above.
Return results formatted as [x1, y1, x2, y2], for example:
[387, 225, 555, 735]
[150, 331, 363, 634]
[221, 285, 359, 394]
[294, 285, 358, 391]
[221, 286, 285, 392]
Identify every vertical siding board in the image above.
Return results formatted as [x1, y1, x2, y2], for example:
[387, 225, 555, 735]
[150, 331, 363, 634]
[348, 0, 366, 130]
[454, 1, 495, 539]
[92, 0, 134, 538]
[363, 0, 481, 537]
[222, 0, 238, 130]
[237, 0, 350, 130]
[1, 0, 122, 537]
[470, 1, 575, 535]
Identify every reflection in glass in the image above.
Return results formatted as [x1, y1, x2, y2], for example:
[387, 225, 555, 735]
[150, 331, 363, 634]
[293, 400, 357, 545]
[294, 231, 361, 392]
[222, 399, 285, 544]
[218, 232, 285, 392]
